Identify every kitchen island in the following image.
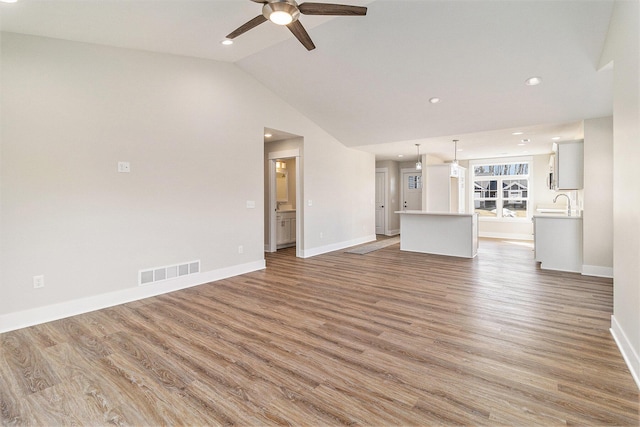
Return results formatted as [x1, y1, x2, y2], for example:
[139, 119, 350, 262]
[396, 211, 479, 258]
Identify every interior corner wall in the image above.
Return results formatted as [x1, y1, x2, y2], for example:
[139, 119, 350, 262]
[583, 116, 613, 275]
[603, 0, 640, 388]
[0, 33, 375, 331]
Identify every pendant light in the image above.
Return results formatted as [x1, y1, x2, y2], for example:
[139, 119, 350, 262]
[415, 144, 422, 171]
[452, 140, 459, 166]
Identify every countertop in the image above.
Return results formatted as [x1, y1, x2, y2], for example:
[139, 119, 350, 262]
[533, 213, 582, 220]
[276, 209, 296, 213]
[395, 210, 476, 217]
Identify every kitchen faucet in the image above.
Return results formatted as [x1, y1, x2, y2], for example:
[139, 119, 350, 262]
[553, 193, 572, 216]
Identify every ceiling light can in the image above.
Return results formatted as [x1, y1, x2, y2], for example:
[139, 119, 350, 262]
[525, 76, 542, 86]
[429, 97, 440, 104]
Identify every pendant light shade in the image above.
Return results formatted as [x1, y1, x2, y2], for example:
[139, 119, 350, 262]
[415, 144, 422, 171]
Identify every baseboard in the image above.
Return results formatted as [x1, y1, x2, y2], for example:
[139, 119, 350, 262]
[385, 229, 400, 236]
[610, 315, 640, 390]
[0, 260, 266, 334]
[300, 234, 376, 258]
[582, 264, 614, 278]
[479, 232, 534, 241]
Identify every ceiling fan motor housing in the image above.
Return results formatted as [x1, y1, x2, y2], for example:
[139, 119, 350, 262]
[263, 0, 301, 24]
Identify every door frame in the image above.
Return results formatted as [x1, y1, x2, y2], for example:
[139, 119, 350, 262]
[375, 168, 388, 235]
[268, 149, 301, 257]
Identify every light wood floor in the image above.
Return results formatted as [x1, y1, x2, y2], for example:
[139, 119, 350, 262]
[1, 239, 638, 426]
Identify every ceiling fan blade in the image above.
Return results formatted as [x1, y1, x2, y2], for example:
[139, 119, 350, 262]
[226, 15, 268, 39]
[287, 20, 316, 51]
[298, 3, 367, 16]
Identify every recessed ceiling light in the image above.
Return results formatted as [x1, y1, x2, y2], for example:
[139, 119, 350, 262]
[0, 0, 19, 3]
[521, 139, 530, 143]
[397, 154, 404, 158]
[429, 97, 441, 104]
[525, 76, 543, 86]
[518, 143, 526, 146]
[264, 133, 273, 138]
[551, 136, 561, 140]
[221, 39, 234, 46]
[512, 131, 524, 135]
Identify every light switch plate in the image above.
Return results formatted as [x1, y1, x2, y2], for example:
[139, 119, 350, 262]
[246, 200, 255, 209]
[117, 161, 130, 173]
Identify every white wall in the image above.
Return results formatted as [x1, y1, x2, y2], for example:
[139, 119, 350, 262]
[582, 117, 614, 277]
[600, 0, 640, 388]
[0, 33, 375, 331]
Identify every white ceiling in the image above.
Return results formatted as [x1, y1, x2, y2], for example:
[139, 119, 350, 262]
[0, 0, 614, 162]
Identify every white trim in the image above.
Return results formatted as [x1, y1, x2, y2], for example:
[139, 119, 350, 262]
[581, 265, 614, 278]
[0, 260, 266, 334]
[479, 231, 534, 241]
[300, 235, 376, 258]
[268, 149, 300, 160]
[386, 228, 400, 236]
[610, 315, 640, 390]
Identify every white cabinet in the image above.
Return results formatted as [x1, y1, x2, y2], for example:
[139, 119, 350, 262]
[533, 216, 583, 272]
[554, 140, 584, 190]
[276, 211, 296, 248]
[426, 164, 466, 213]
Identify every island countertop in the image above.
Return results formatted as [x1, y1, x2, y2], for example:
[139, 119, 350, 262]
[396, 210, 476, 217]
[397, 211, 478, 258]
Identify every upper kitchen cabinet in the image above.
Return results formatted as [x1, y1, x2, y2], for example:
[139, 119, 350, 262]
[553, 140, 584, 190]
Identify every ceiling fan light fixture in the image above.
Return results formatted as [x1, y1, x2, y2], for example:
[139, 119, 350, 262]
[263, 2, 300, 25]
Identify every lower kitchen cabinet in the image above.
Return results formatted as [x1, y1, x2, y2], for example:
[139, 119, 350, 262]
[533, 215, 583, 273]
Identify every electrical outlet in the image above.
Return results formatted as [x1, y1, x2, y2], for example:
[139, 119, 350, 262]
[238, 245, 244, 254]
[33, 275, 44, 289]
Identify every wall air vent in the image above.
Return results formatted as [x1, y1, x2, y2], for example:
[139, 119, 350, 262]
[139, 260, 200, 286]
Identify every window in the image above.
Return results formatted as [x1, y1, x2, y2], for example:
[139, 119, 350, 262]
[407, 174, 422, 190]
[472, 161, 530, 219]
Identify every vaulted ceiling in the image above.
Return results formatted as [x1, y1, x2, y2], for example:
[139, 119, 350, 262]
[0, 0, 614, 161]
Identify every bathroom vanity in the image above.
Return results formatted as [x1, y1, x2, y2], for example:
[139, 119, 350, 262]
[276, 210, 296, 248]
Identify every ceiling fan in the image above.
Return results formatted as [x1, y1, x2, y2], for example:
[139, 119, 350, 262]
[226, 0, 367, 51]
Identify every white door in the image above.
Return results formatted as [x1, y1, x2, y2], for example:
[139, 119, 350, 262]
[402, 170, 422, 210]
[375, 171, 386, 234]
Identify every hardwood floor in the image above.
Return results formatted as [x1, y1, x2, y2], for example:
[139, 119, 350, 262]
[1, 239, 638, 426]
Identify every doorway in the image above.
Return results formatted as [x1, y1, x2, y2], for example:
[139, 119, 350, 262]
[266, 148, 302, 257]
[401, 168, 423, 211]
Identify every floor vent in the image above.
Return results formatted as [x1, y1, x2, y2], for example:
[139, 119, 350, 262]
[139, 260, 200, 286]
